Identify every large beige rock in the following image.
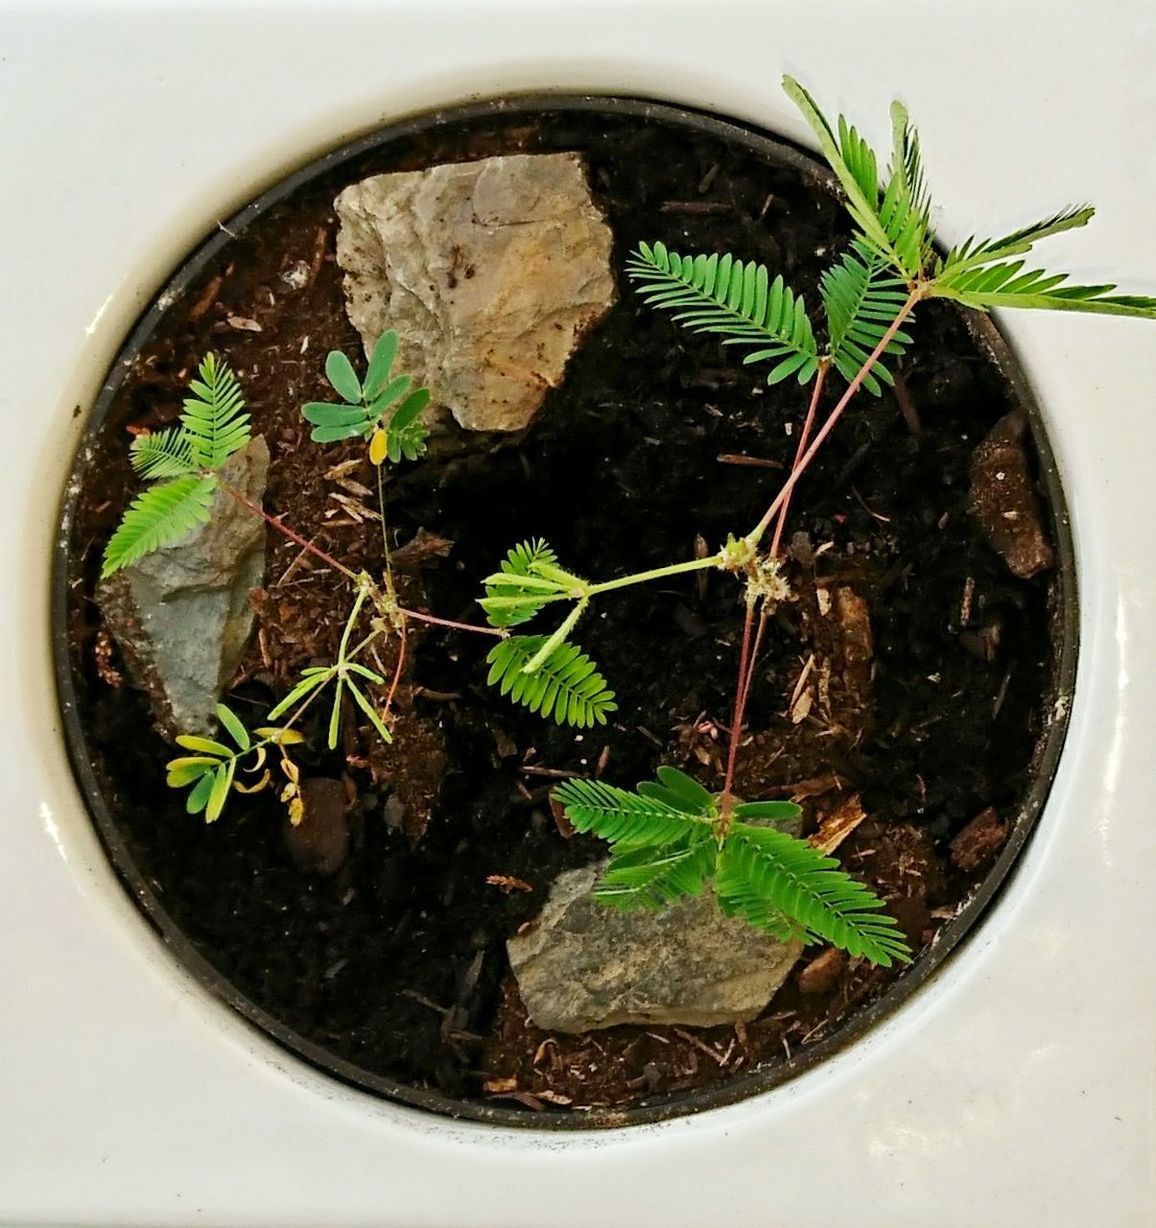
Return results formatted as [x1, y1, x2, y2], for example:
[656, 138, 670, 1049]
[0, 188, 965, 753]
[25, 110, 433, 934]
[334, 152, 615, 433]
[507, 864, 803, 1034]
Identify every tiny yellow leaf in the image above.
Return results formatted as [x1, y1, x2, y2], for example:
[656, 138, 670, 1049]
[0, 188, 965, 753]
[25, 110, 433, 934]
[369, 426, 388, 467]
[255, 726, 306, 745]
[288, 796, 305, 827]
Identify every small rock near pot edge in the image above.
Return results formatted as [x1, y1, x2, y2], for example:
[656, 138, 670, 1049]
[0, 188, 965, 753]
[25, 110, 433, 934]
[97, 436, 269, 737]
[507, 863, 803, 1033]
[968, 411, 1055, 580]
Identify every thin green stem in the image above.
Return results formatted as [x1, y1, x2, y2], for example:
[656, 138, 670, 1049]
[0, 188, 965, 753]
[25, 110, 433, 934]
[338, 582, 370, 661]
[376, 462, 392, 577]
[345, 627, 384, 664]
[586, 553, 724, 597]
[523, 599, 588, 672]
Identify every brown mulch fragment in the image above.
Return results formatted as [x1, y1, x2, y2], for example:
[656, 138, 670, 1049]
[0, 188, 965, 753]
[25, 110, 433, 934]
[950, 807, 1009, 872]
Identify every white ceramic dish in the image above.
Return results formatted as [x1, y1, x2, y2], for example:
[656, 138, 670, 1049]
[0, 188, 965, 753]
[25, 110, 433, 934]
[2, 2, 1154, 1225]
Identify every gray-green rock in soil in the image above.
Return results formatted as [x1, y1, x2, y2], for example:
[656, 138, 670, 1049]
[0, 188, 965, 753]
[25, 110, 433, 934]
[507, 863, 804, 1034]
[97, 436, 269, 737]
[334, 151, 616, 433]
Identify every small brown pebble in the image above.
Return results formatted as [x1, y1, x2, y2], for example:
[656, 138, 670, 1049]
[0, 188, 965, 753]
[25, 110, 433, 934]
[968, 411, 1055, 579]
[797, 948, 847, 995]
[950, 806, 1009, 872]
[284, 777, 349, 876]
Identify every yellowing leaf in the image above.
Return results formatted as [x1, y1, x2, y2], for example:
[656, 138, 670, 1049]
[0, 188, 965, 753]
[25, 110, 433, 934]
[369, 426, 388, 467]
[255, 726, 306, 745]
[234, 769, 272, 795]
[175, 734, 232, 757]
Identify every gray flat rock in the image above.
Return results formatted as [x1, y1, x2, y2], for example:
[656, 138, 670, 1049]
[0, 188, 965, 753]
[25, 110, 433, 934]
[335, 152, 615, 433]
[97, 436, 268, 736]
[508, 863, 803, 1033]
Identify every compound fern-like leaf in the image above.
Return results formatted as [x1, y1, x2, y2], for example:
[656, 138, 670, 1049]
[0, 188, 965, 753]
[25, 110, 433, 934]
[479, 539, 571, 628]
[101, 475, 217, 577]
[595, 827, 719, 910]
[937, 206, 1095, 278]
[821, 240, 914, 393]
[877, 100, 934, 277]
[716, 822, 912, 965]
[930, 260, 1156, 318]
[782, 77, 898, 272]
[626, 241, 820, 386]
[129, 426, 198, 480]
[552, 776, 708, 846]
[485, 635, 616, 727]
[783, 76, 930, 281]
[181, 353, 250, 469]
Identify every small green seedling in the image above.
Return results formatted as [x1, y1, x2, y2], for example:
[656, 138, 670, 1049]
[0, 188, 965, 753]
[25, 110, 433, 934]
[102, 354, 251, 576]
[302, 330, 430, 465]
[166, 702, 303, 823]
[102, 79, 1156, 966]
[265, 575, 393, 749]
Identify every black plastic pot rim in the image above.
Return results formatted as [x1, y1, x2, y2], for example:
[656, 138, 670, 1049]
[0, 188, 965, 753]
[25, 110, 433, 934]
[52, 92, 1078, 1132]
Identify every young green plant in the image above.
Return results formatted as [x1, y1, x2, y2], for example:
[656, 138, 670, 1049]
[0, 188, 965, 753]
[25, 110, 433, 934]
[103, 80, 1156, 968]
[477, 77, 1156, 965]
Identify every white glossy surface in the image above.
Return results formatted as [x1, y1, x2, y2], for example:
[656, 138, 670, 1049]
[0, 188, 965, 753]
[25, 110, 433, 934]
[2, 2, 1154, 1225]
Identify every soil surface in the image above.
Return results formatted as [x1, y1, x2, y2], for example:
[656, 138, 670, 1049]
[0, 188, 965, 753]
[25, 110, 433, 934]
[62, 104, 1065, 1121]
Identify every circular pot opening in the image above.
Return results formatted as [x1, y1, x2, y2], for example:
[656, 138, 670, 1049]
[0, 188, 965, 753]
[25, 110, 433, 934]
[55, 95, 1076, 1129]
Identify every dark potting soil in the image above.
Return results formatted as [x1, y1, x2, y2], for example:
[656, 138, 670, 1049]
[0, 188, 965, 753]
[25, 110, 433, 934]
[63, 105, 1064, 1119]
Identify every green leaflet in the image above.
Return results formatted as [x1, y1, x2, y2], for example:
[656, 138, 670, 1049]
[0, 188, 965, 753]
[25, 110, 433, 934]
[485, 635, 616, 728]
[180, 354, 250, 470]
[304, 331, 432, 459]
[101, 475, 218, 577]
[716, 823, 911, 966]
[103, 354, 251, 577]
[625, 242, 820, 387]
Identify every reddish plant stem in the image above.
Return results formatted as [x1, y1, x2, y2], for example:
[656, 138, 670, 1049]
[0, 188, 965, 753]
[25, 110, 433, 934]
[769, 362, 827, 561]
[401, 608, 505, 637]
[748, 290, 921, 547]
[222, 481, 502, 638]
[729, 365, 826, 746]
[720, 294, 920, 816]
[383, 618, 408, 719]
[736, 605, 769, 719]
[222, 482, 356, 579]
[719, 599, 757, 828]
